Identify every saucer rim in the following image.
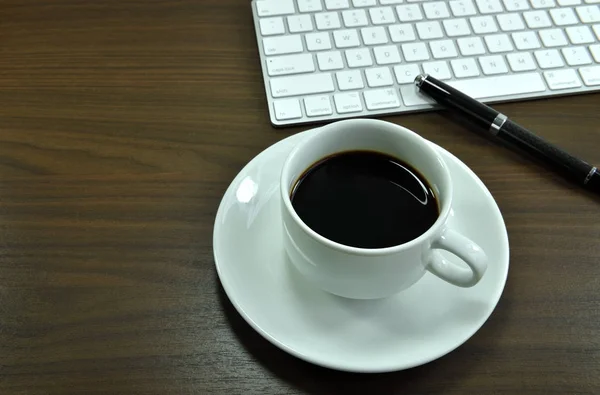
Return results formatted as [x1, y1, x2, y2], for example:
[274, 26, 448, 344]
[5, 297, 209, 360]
[213, 131, 510, 373]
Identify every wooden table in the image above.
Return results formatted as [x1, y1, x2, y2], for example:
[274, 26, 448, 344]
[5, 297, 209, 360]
[1, 1, 599, 394]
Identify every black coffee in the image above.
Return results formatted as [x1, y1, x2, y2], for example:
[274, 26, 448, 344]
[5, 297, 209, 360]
[290, 150, 439, 249]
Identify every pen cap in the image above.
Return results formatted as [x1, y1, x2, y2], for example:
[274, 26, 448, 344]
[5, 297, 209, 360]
[415, 75, 498, 130]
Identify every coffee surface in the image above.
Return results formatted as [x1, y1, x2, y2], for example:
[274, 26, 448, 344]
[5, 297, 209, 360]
[291, 150, 439, 249]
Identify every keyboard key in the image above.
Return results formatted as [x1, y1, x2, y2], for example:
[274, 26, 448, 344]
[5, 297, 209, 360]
[451, 58, 481, 77]
[579, 65, 600, 85]
[306, 32, 332, 50]
[263, 35, 304, 55]
[484, 33, 514, 52]
[512, 31, 542, 49]
[396, 5, 424, 21]
[566, 26, 596, 44]
[447, 72, 546, 97]
[450, 0, 478, 16]
[288, 15, 314, 33]
[364, 88, 401, 110]
[342, 9, 369, 27]
[458, 37, 487, 55]
[380, 0, 405, 3]
[365, 67, 394, 86]
[479, 54, 509, 74]
[334, 92, 363, 113]
[361, 26, 389, 45]
[336, 70, 365, 89]
[496, 13, 526, 31]
[267, 54, 316, 76]
[443, 18, 472, 36]
[590, 44, 600, 61]
[503, 0, 530, 10]
[345, 48, 373, 67]
[539, 29, 569, 47]
[401, 86, 438, 106]
[530, 0, 556, 8]
[416, 21, 444, 39]
[270, 73, 335, 97]
[273, 99, 302, 120]
[317, 51, 345, 70]
[550, 8, 579, 25]
[325, 0, 350, 9]
[389, 24, 417, 42]
[594, 24, 600, 39]
[576, 5, 600, 22]
[424, 2, 451, 19]
[353, 0, 377, 6]
[401, 42, 430, 61]
[562, 46, 593, 65]
[304, 95, 334, 116]
[476, 0, 505, 13]
[298, 0, 323, 12]
[315, 12, 342, 29]
[558, 0, 582, 4]
[524, 10, 552, 28]
[333, 29, 361, 47]
[507, 52, 538, 70]
[470, 16, 499, 33]
[430, 40, 459, 58]
[260, 17, 286, 36]
[423, 60, 453, 79]
[257, 0, 295, 17]
[543, 69, 582, 89]
[534, 49, 566, 68]
[369, 7, 396, 24]
[394, 64, 422, 83]
[373, 45, 402, 64]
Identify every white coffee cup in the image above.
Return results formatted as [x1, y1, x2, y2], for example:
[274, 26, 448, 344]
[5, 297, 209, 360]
[280, 119, 488, 300]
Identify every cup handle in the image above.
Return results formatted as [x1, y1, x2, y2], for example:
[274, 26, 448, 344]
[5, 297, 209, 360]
[426, 228, 488, 287]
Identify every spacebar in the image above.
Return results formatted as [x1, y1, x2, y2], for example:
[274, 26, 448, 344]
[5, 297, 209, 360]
[403, 73, 547, 106]
[449, 73, 546, 99]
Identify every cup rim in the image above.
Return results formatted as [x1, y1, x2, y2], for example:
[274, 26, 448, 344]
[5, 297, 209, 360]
[280, 119, 454, 257]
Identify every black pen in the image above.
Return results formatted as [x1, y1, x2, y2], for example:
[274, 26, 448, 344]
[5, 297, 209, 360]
[414, 74, 600, 196]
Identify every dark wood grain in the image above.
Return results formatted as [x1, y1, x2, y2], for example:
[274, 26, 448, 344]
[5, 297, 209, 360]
[0, 1, 599, 394]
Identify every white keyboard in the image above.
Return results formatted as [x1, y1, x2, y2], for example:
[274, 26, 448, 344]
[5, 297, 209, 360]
[251, 0, 600, 126]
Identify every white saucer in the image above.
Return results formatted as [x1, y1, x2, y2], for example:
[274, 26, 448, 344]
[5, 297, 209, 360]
[213, 129, 509, 373]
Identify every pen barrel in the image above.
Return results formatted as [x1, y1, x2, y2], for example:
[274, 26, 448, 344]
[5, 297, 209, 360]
[498, 119, 594, 183]
[418, 77, 498, 130]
